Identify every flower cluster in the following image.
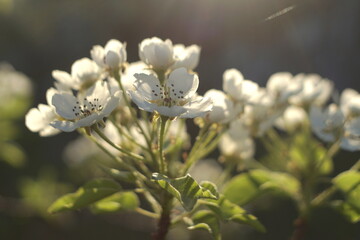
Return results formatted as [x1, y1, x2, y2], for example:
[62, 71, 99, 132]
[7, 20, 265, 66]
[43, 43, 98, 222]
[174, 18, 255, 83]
[26, 37, 210, 135]
[24, 37, 360, 240]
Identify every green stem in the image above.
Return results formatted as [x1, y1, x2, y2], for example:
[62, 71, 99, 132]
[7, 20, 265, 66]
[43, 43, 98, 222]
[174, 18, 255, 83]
[182, 123, 211, 174]
[112, 69, 157, 165]
[93, 126, 144, 162]
[158, 117, 168, 174]
[136, 207, 159, 218]
[109, 116, 149, 153]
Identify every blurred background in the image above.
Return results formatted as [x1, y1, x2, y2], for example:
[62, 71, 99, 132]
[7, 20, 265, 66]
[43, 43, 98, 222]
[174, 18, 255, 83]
[0, 0, 359, 239]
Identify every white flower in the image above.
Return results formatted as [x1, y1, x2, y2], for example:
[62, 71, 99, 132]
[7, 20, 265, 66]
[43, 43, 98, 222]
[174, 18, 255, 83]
[25, 103, 61, 137]
[50, 81, 121, 132]
[222, 68, 259, 102]
[139, 37, 174, 70]
[275, 105, 308, 132]
[219, 119, 255, 160]
[52, 58, 101, 90]
[340, 88, 359, 117]
[121, 61, 152, 91]
[310, 104, 345, 142]
[341, 118, 360, 151]
[266, 72, 302, 103]
[171, 44, 200, 71]
[290, 73, 333, 107]
[25, 87, 63, 137]
[242, 89, 281, 136]
[0, 63, 33, 102]
[129, 68, 212, 118]
[204, 89, 237, 123]
[91, 39, 127, 69]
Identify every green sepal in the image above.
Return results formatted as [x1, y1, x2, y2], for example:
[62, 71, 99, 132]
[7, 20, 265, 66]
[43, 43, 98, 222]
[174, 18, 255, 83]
[152, 173, 218, 211]
[48, 178, 121, 214]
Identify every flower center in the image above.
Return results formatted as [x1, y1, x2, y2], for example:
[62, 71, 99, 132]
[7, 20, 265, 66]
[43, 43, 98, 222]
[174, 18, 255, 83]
[150, 83, 187, 107]
[72, 97, 103, 119]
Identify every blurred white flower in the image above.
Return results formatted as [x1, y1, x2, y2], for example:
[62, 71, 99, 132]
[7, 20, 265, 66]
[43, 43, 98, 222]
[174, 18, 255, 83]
[310, 104, 345, 142]
[50, 81, 121, 132]
[340, 88, 359, 117]
[219, 119, 255, 160]
[171, 44, 200, 71]
[139, 37, 174, 70]
[243, 89, 281, 136]
[290, 73, 333, 107]
[222, 68, 259, 102]
[0, 63, 32, 105]
[266, 72, 302, 103]
[129, 68, 212, 118]
[91, 39, 127, 70]
[204, 89, 238, 123]
[341, 118, 360, 151]
[52, 58, 101, 91]
[275, 105, 308, 132]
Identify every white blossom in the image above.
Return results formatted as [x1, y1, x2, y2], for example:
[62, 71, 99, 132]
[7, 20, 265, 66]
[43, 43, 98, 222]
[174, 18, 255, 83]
[340, 88, 359, 117]
[242, 89, 281, 136]
[139, 37, 174, 70]
[91, 39, 127, 69]
[290, 73, 333, 107]
[275, 105, 308, 132]
[52, 58, 101, 90]
[219, 119, 255, 160]
[266, 72, 302, 103]
[0, 63, 33, 102]
[204, 89, 237, 123]
[310, 104, 345, 142]
[129, 68, 212, 118]
[50, 81, 121, 132]
[25, 87, 62, 137]
[341, 118, 360, 151]
[121, 61, 152, 91]
[222, 68, 259, 102]
[171, 44, 200, 71]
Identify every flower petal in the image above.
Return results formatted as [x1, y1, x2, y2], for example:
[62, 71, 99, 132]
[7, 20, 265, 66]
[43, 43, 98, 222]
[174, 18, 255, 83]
[52, 70, 74, 88]
[180, 96, 213, 118]
[168, 68, 199, 99]
[52, 93, 78, 120]
[134, 73, 162, 100]
[50, 120, 78, 132]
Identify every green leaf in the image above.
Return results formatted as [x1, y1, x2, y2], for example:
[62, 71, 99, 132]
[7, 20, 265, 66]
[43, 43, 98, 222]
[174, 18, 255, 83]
[223, 169, 299, 205]
[91, 191, 139, 214]
[200, 181, 220, 198]
[331, 200, 360, 223]
[48, 178, 121, 214]
[333, 170, 360, 211]
[202, 195, 266, 233]
[152, 173, 218, 211]
[188, 210, 221, 240]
